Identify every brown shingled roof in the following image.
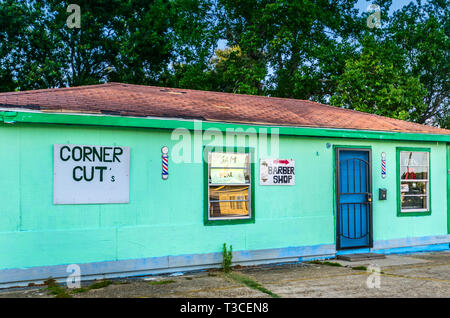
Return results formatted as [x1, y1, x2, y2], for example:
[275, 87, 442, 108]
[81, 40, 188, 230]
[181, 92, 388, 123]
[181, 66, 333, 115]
[0, 82, 448, 135]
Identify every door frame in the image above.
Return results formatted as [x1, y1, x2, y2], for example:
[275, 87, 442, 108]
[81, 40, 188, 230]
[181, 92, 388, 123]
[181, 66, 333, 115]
[334, 146, 373, 250]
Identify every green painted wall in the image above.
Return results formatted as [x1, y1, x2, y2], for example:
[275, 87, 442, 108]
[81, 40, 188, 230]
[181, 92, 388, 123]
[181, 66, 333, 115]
[0, 123, 448, 270]
[448, 144, 450, 234]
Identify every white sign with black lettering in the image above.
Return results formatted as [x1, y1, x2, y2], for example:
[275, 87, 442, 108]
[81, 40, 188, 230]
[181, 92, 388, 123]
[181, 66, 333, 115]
[260, 159, 295, 185]
[53, 144, 130, 204]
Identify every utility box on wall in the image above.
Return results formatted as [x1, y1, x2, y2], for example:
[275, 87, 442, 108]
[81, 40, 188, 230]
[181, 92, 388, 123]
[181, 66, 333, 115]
[379, 188, 387, 200]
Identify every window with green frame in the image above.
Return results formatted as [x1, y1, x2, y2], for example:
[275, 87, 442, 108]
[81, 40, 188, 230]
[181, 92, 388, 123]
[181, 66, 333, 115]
[203, 147, 255, 225]
[396, 147, 431, 215]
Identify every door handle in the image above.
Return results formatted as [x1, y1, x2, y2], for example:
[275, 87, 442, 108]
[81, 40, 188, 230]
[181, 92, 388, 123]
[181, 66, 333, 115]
[367, 193, 372, 202]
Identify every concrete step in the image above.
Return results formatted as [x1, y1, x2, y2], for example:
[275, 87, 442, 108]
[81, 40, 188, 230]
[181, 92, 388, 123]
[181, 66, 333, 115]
[337, 253, 386, 262]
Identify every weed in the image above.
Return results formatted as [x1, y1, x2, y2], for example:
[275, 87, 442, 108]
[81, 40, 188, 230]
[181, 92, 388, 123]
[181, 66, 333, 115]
[148, 279, 175, 285]
[68, 280, 113, 294]
[71, 287, 90, 294]
[44, 277, 72, 298]
[225, 272, 280, 298]
[44, 277, 57, 287]
[222, 243, 233, 273]
[88, 280, 113, 290]
[352, 266, 368, 271]
[48, 287, 72, 298]
[113, 280, 129, 285]
[308, 260, 342, 267]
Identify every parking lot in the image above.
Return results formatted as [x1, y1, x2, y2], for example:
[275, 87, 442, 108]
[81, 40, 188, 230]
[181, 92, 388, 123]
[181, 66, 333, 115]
[1, 251, 449, 298]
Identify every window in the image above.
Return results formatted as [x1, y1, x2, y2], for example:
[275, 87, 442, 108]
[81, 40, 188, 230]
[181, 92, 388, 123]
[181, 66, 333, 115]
[204, 147, 254, 225]
[397, 148, 431, 215]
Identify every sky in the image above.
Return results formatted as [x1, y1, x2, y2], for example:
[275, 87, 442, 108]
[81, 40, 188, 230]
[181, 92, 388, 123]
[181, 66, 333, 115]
[355, 0, 415, 13]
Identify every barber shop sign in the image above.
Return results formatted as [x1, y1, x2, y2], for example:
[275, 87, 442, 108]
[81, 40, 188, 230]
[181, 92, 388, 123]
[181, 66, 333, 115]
[53, 144, 130, 204]
[260, 158, 295, 185]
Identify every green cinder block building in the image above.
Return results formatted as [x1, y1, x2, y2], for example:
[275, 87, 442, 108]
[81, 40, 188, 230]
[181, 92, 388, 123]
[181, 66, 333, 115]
[0, 83, 449, 286]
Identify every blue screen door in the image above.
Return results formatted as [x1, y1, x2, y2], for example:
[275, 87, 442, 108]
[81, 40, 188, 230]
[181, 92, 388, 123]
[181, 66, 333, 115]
[336, 148, 373, 249]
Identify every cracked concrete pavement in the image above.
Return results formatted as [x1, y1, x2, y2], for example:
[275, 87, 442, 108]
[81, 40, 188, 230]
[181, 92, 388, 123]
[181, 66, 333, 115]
[1, 251, 449, 298]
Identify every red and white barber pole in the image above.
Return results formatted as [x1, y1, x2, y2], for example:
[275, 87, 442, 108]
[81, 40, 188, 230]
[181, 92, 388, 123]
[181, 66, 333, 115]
[161, 146, 169, 180]
[381, 152, 386, 179]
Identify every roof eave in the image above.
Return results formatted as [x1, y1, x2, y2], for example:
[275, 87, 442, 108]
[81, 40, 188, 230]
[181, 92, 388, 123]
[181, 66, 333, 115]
[1, 110, 449, 143]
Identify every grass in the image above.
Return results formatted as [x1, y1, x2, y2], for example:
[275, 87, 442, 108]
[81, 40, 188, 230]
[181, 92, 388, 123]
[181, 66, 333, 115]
[148, 279, 175, 285]
[70, 279, 114, 294]
[47, 285, 72, 298]
[71, 287, 90, 294]
[44, 278, 72, 298]
[43, 277, 131, 297]
[88, 280, 113, 289]
[308, 260, 343, 267]
[225, 272, 280, 298]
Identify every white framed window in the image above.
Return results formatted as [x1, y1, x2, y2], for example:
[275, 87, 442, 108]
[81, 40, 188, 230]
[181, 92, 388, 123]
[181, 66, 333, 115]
[398, 149, 430, 213]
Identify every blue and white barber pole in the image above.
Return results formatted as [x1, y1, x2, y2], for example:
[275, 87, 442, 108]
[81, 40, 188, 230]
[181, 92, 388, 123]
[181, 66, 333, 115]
[381, 152, 386, 178]
[161, 146, 169, 180]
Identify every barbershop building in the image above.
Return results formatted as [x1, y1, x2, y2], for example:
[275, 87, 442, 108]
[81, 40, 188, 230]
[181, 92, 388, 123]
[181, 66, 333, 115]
[0, 83, 449, 286]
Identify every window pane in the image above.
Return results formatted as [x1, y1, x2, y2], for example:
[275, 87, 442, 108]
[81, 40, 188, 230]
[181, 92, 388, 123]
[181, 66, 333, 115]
[210, 168, 249, 184]
[210, 152, 249, 168]
[209, 185, 249, 218]
[400, 181, 427, 195]
[400, 151, 428, 167]
[401, 194, 427, 210]
[209, 152, 250, 184]
[400, 166, 428, 180]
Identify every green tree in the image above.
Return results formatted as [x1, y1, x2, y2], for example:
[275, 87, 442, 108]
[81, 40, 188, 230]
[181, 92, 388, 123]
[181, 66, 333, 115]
[217, 0, 363, 99]
[330, 48, 428, 121]
[207, 45, 266, 94]
[215, 0, 270, 94]
[0, 0, 447, 129]
[0, 0, 50, 91]
[0, 0, 21, 91]
[105, 0, 174, 85]
[435, 107, 449, 129]
[0, 0, 135, 90]
[387, 0, 449, 126]
[0, 0, 216, 90]
[161, 0, 221, 90]
[264, 0, 363, 102]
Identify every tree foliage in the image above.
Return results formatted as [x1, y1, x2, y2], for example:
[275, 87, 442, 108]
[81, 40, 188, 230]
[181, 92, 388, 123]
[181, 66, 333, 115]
[330, 46, 428, 121]
[386, 0, 449, 126]
[0, 0, 448, 127]
[208, 45, 266, 94]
